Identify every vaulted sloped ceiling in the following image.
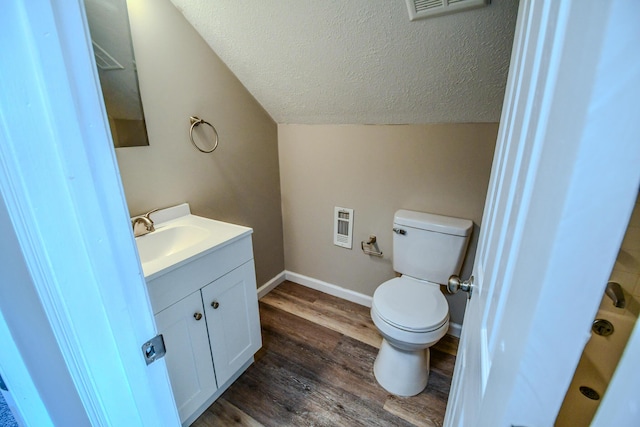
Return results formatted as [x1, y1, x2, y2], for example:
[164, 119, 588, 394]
[169, 0, 519, 124]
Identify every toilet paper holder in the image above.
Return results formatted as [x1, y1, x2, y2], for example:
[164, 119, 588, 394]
[361, 235, 383, 257]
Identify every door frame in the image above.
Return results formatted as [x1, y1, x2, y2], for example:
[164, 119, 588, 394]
[0, 0, 179, 424]
[445, 0, 640, 425]
[1, 0, 639, 425]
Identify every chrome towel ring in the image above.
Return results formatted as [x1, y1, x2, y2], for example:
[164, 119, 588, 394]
[189, 116, 219, 153]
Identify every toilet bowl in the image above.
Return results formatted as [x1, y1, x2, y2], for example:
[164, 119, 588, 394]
[370, 210, 472, 396]
[371, 276, 449, 396]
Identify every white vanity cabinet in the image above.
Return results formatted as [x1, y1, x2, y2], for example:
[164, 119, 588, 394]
[201, 261, 261, 387]
[144, 228, 262, 426]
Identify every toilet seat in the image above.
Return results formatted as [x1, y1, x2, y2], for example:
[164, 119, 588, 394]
[372, 276, 448, 333]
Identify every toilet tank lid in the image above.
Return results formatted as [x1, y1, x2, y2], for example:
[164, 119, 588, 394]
[394, 210, 473, 237]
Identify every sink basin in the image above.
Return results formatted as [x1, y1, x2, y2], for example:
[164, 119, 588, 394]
[135, 209, 252, 279]
[136, 224, 211, 265]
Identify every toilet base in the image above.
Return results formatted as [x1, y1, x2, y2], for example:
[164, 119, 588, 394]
[373, 338, 430, 397]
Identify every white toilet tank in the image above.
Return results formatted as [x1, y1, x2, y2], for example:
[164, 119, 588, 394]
[393, 210, 473, 285]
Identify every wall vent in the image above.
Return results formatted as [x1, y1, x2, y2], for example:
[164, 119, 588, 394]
[92, 41, 125, 71]
[334, 207, 354, 249]
[405, 0, 489, 21]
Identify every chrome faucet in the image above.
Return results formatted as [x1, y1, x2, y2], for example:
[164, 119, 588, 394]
[605, 281, 626, 309]
[131, 208, 158, 237]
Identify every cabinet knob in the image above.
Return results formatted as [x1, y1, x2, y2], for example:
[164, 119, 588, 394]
[193, 312, 203, 321]
[211, 301, 220, 309]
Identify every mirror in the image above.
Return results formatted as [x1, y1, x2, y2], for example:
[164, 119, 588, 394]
[84, 0, 149, 147]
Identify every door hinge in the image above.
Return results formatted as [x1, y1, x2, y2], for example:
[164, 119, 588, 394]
[142, 334, 166, 365]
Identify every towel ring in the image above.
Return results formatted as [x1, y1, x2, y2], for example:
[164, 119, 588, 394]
[189, 116, 219, 153]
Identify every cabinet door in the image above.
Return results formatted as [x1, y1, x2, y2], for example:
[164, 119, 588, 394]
[155, 291, 217, 424]
[202, 261, 262, 386]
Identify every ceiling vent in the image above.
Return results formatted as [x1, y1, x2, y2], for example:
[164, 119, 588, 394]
[91, 41, 124, 71]
[405, 0, 489, 21]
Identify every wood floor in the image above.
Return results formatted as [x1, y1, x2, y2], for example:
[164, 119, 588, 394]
[192, 281, 458, 427]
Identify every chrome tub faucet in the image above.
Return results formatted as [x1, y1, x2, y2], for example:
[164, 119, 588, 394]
[605, 281, 626, 309]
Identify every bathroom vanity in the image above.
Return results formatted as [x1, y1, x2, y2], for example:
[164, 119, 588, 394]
[135, 204, 261, 425]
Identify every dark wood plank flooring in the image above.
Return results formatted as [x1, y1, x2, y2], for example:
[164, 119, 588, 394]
[192, 281, 458, 427]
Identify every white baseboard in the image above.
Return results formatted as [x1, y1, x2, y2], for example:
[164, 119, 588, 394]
[259, 270, 463, 339]
[448, 322, 462, 338]
[257, 271, 286, 299]
[284, 271, 373, 307]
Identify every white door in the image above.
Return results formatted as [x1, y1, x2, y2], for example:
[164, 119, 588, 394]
[0, 0, 180, 425]
[444, 1, 640, 426]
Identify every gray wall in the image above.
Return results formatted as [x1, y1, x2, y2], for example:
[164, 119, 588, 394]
[116, 0, 284, 286]
[278, 124, 497, 324]
[115, 0, 498, 325]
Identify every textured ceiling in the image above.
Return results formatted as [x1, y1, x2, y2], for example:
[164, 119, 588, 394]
[169, 0, 519, 124]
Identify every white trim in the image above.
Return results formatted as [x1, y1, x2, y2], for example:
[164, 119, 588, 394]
[281, 271, 462, 338]
[257, 271, 287, 299]
[260, 271, 462, 339]
[0, 0, 179, 424]
[285, 271, 374, 307]
[445, 0, 640, 425]
[447, 322, 462, 338]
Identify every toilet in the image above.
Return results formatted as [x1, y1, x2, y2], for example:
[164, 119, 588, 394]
[371, 209, 472, 396]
